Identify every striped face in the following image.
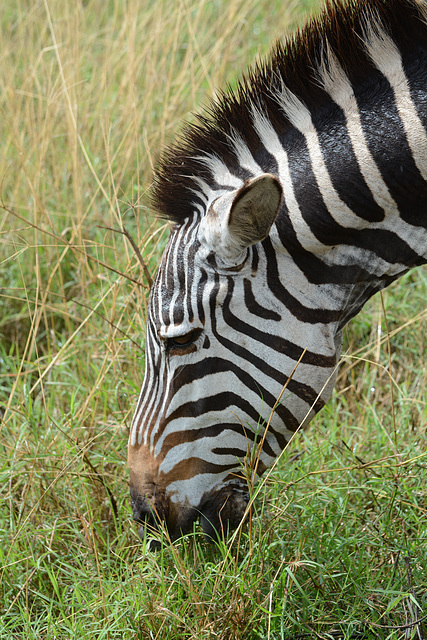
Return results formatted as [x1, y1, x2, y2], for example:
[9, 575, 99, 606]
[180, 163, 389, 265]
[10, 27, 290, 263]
[128, 176, 341, 541]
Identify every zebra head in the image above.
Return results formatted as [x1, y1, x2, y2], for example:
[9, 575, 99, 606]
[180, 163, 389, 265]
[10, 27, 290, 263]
[128, 173, 340, 542]
[128, 0, 427, 543]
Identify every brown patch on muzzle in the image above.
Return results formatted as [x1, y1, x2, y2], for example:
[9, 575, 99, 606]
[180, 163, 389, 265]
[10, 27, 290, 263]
[129, 443, 250, 545]
[129, 441, 202, 543]
[128, 442, 167, 541]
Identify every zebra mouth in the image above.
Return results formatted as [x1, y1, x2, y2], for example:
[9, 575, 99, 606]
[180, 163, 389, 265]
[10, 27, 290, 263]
[131, 484, 250, 546]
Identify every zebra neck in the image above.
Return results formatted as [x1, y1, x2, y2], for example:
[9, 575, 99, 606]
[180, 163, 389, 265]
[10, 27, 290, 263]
[239, 22, 427, 333]
[271, 201, 425, 332]
[259, 56, 427, 330]
[269, 178, 426, 331]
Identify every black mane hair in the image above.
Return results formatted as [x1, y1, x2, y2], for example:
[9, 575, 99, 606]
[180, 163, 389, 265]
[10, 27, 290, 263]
[152, 0, 426, 224]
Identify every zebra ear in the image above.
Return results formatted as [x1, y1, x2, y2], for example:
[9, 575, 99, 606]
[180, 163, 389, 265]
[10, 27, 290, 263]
[198, 173, 282, 264]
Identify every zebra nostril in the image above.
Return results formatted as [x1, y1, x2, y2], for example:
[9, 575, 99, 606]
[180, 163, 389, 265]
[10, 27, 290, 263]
[131, 492, 165, 549]
[130, 489, 159, 529]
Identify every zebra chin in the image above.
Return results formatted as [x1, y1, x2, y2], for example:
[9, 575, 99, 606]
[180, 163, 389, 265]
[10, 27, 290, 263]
[130, 483, 250, 547]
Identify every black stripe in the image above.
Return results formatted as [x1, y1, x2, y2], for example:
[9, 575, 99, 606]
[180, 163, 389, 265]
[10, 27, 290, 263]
[162, 390, 294, 434]
[403, 46, 427, 131]
[173, 354, 324, 417]
[186, 232, 198, 324]
[311, 106, 386, 223]
[197, 268, 208, 325]
[264, 236, 345, 322]
[162, 458, 239, 483]
[273, 212, 375, 286]
[144, 351, 168, 440]
[161, 422, 278, 458]
[243, 277, 281, 321]
[251, 244, 259, 273]
[287, 121, 425, 265]
[171, 230, 186, 325]
[223, 277, 338, 366]
[212, 447, 247, 457]
[356, 71, 427, 228]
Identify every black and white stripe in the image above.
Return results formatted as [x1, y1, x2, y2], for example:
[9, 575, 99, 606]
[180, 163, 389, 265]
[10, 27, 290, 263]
[128, 0, 427, 541]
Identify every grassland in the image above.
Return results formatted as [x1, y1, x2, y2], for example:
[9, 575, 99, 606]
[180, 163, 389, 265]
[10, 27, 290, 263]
[1, 0, 426, 638]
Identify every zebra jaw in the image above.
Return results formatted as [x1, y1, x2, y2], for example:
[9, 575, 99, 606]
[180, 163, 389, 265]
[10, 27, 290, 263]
[198, 173, 283, 266]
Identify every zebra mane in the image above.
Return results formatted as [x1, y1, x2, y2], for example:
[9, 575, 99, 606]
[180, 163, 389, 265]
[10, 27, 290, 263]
[152, 0, 426, 223]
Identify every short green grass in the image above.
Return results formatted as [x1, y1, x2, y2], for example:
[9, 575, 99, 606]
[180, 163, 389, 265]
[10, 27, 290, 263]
[1, 0, 426, 638]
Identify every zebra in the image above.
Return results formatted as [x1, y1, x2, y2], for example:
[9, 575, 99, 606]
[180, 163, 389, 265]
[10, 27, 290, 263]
[128, 0, 427, 543]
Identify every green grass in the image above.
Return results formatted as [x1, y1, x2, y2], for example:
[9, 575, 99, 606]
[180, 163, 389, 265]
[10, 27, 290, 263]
[1, 0, 426, 638]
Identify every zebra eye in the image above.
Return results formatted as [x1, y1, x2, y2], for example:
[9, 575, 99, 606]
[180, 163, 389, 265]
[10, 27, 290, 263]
[166, 328, 203, 353]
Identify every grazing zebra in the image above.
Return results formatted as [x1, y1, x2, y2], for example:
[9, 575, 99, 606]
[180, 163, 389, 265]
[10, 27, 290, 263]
[128, 0, 427, 543]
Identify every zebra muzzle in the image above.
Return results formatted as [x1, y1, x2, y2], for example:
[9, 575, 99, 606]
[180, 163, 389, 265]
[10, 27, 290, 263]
[130, 483, 250, 546]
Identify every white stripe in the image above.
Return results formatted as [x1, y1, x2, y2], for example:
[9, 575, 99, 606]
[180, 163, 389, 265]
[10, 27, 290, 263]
[141, 334, 163, 447]
[167, 225, 186, 327]
[194, 153, 243, 189]
[316, 44, 397, 215]
[275, 75, 427, 259]
[316, 44, 427, 257]
[275, 83, 367, 231]
[167, 474, 241, 506]
[228, 128, 263, 175]
[159, 433, 276, 476]
[179, 213, 200, 326]
[190, 176, 216, 208]
[251, 105, 325, 253]
[131, 322, 160, 446]
[148, 357, 170, 450]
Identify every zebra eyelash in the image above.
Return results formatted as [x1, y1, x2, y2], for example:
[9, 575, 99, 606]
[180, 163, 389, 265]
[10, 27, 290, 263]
[164, 328, 204, 355]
